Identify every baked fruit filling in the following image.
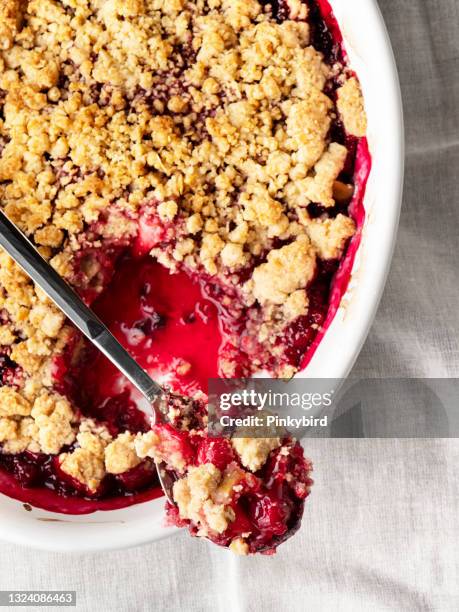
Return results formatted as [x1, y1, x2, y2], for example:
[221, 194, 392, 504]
[0, 0, 369, 551]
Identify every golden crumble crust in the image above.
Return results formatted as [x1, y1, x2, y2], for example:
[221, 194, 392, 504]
[0, 386, 77, 454]
[0, 251, 69, 372]
[0, 417, 40, 454]
[59, 447, 105, 493]
[0, 0, 360, 279]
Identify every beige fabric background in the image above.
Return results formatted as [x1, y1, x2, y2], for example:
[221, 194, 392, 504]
[1, 1, 458, 610]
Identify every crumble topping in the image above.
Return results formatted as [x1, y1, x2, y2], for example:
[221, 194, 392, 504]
[105, 431, 141, 474]
[302, 143, 347, 207]
[232, 436, 281, 472]
[0, 386, 76, 454]
[307, 214, 356, 260]
[0, 0, 360, 285]
[59, 421, 144, 489]
[59, 419, 111, 492]
[30, 391, 76, 454]
[172, 463, 237, 536]
[337, 77, 367, 137]
[59, 444, 105, 493]
[0, 417, 39, 455]
[0, 252, 69, 375]
[0, 386, 31, 418]
[246, 235, 316, 308]
[284, 289, 309, 321]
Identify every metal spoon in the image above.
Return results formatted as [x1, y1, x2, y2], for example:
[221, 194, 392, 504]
[0, 210, 176, 502]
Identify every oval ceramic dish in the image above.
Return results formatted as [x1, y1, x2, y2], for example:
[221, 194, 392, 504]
[0, 0, 404, 552]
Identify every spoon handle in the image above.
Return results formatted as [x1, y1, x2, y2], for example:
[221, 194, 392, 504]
[0, 210, 162, 404]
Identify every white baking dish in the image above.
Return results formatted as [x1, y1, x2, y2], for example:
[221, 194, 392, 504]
[0, 0, 403, 552]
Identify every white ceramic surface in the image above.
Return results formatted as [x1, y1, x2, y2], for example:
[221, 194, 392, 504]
[0, 0, 404, 552]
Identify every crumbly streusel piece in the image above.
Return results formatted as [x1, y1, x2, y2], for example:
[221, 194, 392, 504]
[0, 0, 23, 51]
[59, 421, 112, 492]
[0, 417, 17, 442]
[285, 94, 333, 169]
[31, 391, 76, 454]
[231, 437, 281, 472]
[283, 142, 347, 209]
[307, 214, 356, 260]
[105, 432, 141, 474]
[0, 386, 31, 418]
[0, 386, 78, 454]
[229, 537, 250, 555]
[0, 417, 40, 454]
[247, 236, 316, 307]
[303, 143, 348, 207]
[172, 463, 236, 536]
[337, 77, 368, 137]
[284, 290, 309, 322]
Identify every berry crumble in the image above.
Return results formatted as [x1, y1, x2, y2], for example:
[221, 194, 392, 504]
[0, 0, 369, 552]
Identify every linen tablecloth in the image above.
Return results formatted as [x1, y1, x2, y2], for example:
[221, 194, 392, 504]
[1, 1, 458, 610]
